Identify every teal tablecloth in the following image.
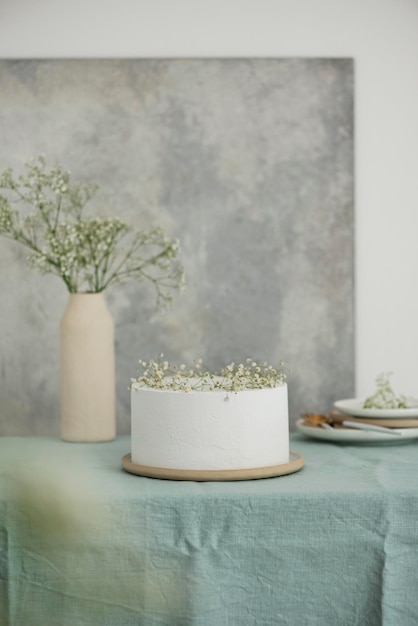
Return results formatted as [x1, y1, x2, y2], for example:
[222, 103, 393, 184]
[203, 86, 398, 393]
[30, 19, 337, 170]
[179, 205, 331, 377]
[1, 434, 418, 626]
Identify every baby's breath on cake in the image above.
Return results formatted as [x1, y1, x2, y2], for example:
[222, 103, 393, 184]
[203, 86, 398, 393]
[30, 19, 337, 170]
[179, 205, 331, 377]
[363, 372, 410, 409]
[131, 356, 287, 392]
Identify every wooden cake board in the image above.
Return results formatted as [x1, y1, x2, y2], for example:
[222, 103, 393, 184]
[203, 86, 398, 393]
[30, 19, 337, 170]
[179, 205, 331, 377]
[121, 451, 304, 481]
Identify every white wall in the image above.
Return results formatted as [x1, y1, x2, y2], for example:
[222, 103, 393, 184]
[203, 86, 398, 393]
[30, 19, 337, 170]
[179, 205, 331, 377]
[1, 0, 418, 399]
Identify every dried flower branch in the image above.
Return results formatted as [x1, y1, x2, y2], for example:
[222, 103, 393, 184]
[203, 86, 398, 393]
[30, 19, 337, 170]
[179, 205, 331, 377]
[131, 356, 287, 392]
[0, 156, 184, 306]
[363, 372, 410, 409]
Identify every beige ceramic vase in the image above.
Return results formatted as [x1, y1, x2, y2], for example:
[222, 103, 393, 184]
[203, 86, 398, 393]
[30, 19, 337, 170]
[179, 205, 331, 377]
[60, 292, 116, 442]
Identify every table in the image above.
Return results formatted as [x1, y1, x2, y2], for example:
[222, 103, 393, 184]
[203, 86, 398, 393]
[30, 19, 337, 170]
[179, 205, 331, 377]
[0, 434, 417, 626]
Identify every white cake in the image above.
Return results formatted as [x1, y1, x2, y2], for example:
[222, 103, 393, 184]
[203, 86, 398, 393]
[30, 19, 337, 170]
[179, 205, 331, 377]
[131, 383, 289, 471]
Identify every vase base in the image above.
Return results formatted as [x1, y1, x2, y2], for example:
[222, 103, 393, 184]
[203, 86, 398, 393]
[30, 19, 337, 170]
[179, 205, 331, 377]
[61, 435, 116, 444]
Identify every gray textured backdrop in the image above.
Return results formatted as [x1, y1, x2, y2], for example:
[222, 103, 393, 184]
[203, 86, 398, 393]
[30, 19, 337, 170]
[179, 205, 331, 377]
[0, 58, 354, 435]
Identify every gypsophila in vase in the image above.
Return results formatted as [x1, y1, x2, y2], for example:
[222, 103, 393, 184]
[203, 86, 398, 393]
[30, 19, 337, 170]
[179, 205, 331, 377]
[0, 156, 184, 442]
[0, 156, 184, 302]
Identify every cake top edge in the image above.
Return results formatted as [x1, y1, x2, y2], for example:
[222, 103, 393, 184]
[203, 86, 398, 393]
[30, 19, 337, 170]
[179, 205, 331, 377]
[130, 380, 287, 394]
[131, 357, 289, 393]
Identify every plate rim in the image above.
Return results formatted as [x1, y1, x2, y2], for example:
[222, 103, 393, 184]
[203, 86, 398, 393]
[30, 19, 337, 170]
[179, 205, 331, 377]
[296, 418, 418, 443]
[334, 397, 418, 419]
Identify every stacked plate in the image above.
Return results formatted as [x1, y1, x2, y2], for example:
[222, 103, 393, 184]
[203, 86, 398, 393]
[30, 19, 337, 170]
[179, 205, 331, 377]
[297, 398, 418, 445]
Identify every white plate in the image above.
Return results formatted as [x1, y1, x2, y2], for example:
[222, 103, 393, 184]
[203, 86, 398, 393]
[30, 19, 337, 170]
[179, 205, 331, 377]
[333, 398, 418, 419]
[296, 419, 418, 445]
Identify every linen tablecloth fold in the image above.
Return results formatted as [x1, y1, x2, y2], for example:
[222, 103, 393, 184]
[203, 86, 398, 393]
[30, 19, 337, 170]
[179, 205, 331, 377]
[0, 435, 417, 626]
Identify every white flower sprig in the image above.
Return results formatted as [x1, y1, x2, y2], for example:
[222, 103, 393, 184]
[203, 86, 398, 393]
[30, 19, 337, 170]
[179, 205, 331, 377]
[131, 355, 287, 392]
[363, 372, 410, 409]
[0, 156, 184, 305]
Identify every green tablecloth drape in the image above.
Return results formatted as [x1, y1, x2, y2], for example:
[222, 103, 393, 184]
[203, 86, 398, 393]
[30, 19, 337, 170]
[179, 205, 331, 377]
[1, 435, 417, 626]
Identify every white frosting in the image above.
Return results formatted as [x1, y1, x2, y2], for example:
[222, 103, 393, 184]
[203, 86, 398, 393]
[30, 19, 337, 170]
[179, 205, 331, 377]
[131, 383, 289, 470]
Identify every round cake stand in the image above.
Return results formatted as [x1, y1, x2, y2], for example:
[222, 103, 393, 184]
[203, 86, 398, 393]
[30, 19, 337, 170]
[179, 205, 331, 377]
[121, 451, 304, 481]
